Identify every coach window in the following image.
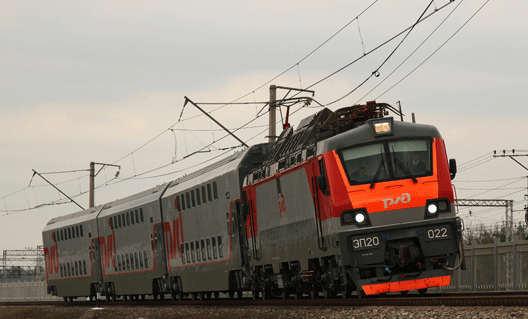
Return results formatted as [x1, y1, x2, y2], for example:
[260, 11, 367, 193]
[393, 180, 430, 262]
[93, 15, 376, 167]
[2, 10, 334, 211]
[114, 216, 118, 229]
[74, 262, 78, 276]
[68, 228, 72, 240]
[72, 227, 75, 239]
[76, 226, 80, 238]
[83, 260, 87, 275]
[60, 229, 63, 241]
[126, 254, 130, 271]
[60, 264, 63, 277]
[218, 236, 223, 258]
[180, 194, 186, 211]
[144, 250, 149, 269]
[122, 213, 126, 227]
[207, 184, 212, 202]
[118, 215, 122, 228]
[126, 212, 131, 226]
[186, 192, 191, 210]
[140, 208, 144, 223]
[185, 243, 190, 263]
[212, 237, 217, 259]
[139, 252, 144, 269]
[191, 242, 195, 262]
[131, 212, 135, 225]
[196, 240, 201, 261]
[131, 253, 135, 270]
[134, 252, 139, 270]
[118, 256, 121, 272]
[109, 218, 113, 230]
[213, 181, 218, 200]
[181, 244, 185, 264]
[191, 190, 196, 207]
[67, 262, 71, 276]
[135, 209, 139, 224]
[196, 188, 201, 205]
[201, 186, 206, 203]
[80, 225, 84, 237]
[206, 238, 212, 260]
[201, 239, 206, 260]
[55, 231, 58, 242]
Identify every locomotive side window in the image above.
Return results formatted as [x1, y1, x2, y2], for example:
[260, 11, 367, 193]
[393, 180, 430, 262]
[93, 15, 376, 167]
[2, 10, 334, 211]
[201, 186, 206, 204]
[213, 181, 218, 200]
[207, 184, 212, 202]
[340, 138, 433, 186]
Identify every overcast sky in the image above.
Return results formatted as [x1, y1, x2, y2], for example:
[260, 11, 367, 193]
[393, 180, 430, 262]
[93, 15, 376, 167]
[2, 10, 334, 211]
[1, 0, 527, 252]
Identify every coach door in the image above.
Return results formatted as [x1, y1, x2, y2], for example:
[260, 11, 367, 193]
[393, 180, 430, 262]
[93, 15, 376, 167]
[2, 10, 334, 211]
[233, 199, 248, 266]
[91, 238, 103, 282]
[154, 224, 167, 271]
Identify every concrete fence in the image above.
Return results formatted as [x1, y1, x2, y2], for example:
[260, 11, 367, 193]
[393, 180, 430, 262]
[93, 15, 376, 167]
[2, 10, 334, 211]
[0, 281, 61, 302]
[430, 234, 528, 292]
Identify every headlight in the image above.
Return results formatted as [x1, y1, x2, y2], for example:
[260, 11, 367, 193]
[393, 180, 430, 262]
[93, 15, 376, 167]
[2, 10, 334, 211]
[424, 198, 451, 219]
[341, 209, 371, 227]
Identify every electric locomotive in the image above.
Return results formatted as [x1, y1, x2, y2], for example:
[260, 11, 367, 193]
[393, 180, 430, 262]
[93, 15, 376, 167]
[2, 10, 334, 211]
[241, 101, 463, 297]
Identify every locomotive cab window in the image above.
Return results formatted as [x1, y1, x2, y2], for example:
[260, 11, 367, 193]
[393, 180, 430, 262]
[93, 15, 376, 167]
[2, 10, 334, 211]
[339, 138, 432, 186]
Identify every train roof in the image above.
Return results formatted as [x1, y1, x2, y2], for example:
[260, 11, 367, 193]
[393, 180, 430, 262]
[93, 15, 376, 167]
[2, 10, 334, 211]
[43, 205, 103, 232]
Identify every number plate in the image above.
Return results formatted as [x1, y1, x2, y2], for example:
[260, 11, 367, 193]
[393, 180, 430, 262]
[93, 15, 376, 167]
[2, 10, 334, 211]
[424, 226, 451, 241]
[350, 236, 381, 251]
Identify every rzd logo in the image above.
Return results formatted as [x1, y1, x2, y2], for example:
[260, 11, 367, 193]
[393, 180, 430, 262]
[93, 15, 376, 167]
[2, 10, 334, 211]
[382, 193, 411, 209]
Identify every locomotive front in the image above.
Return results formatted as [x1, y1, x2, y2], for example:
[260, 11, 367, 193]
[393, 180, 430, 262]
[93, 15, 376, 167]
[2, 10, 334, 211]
[319, 116, 463, 296]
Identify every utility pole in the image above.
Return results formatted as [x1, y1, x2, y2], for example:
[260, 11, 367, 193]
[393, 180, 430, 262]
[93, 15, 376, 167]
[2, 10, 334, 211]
[493, 150, 528, 230]
[269, 85, 277, 143]
[89, 162, 120, 208]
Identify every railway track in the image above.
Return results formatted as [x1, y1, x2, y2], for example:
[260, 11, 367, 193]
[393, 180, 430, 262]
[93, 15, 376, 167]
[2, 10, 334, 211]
[3, 292, 528, 307]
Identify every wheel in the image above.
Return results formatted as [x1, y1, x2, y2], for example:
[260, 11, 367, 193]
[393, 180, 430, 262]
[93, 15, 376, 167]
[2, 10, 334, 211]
[214, 291, 220, 299]
[236, 290, 243, 299]
[418, 288, 428, 295]
[323, 288, 331, 299]
[229, 290, 235, 299]
[123, 295, 128, 301]
[309, 284, 319, 299]
[141, 295, 145, 300]
[191, 293, 198, 301]
[198, 293, 204, 301]
[400, 290, 409, 295]
[342, 285, 351, 299]
[63, 297, 68, 303]
[205, 292, 212, 299]
[69, 297, 74, 302]
[357, 290, 366, 298]
[153, 293, 158, 300]
[294, 292, 302, 299]
[281, 289, 289, 300]
[159, 293, 164, 300]
[251, 289, 260, 300]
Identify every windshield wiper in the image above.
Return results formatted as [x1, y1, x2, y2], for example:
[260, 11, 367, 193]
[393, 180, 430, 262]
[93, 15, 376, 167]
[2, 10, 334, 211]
[394, 157, 418, 184]
[370, 158, 385, 189]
